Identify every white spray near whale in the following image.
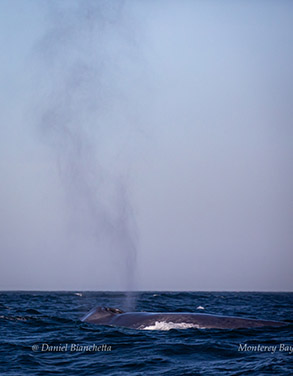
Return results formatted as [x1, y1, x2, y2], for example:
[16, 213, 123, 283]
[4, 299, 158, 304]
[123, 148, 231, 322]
[32, 1, 147, 308]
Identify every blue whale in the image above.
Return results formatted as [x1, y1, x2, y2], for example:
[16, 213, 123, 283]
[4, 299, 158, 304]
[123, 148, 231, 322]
[81, 307, 288, 330]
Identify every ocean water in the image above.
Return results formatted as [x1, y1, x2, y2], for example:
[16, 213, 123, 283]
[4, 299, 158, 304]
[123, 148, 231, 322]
[0, 291, 292, 375]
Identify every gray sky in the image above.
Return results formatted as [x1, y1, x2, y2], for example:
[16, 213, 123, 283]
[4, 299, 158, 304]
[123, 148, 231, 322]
[0, 0, 292, 291]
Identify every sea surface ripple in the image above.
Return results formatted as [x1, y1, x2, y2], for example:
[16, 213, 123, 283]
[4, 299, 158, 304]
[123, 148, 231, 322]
[0, 291, 292, 375]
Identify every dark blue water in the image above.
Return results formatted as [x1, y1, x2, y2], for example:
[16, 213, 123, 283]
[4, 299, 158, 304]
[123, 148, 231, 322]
[0, 292, 292, 375]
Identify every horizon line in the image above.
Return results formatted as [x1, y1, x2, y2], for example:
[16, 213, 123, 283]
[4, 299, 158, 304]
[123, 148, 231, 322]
[0, 289, 292, 293]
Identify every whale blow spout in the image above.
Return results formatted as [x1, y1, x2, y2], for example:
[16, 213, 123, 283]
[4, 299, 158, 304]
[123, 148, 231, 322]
[81, 307, 288, 330]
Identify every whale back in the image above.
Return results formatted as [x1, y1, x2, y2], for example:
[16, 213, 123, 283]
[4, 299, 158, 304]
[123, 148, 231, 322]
[81, 307, 288, 329]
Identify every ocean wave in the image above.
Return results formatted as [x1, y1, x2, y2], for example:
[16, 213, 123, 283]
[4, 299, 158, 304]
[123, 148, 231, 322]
[1, 291, 292, 375]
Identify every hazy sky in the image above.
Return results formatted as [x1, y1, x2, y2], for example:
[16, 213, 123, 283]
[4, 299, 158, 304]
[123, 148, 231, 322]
[0, 0, 292, 291]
